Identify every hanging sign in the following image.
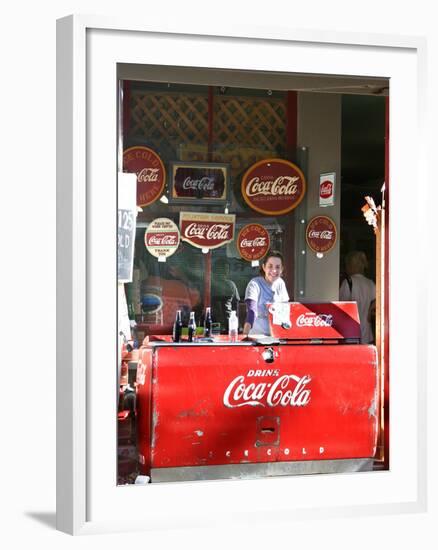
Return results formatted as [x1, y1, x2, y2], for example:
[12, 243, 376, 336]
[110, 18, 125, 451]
[306, 216, 337, 254]
[145, 218, 180, 260]
[169, 162, 228, 205]
[237, 224, 270, 262]
[241, 158, 306, 215]
[123, 146, 166, 207]
[179, 212, 235, 250]
[319, 172, 336, 207]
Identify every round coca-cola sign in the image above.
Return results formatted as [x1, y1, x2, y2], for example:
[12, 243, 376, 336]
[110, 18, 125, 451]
[123, 146, 166, 207]
[237, 224, 270, 262]
[241, 158, 306, 215]
[306, 216, 337, 254]
[145, 218, 180, 259]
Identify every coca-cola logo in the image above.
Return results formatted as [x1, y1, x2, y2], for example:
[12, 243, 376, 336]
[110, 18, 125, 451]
[245, 176, 300, 197]
[320, 181, 333, 198]
[306, 216, 337, 254]
[223, 370, 311, 408]
[138, 168, 160, 183]
[184, 223, 232, 241]
[237, 223, 270, 262]
[182, 177, 215, 191]
[308, 230, 334, 240]
[241, 159, 306, 215]
[123, 146, 166, 207]
[296, 313, 333, 327]
[172, 164, 226, 201]
[241, 237, 267, 247]
[146, 233, 179, 246]
[180, 212, 235, 250]
[145, 218, 180, 259]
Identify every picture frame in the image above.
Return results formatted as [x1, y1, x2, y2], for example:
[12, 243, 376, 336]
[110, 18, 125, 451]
[57, 15, 428, 535]
[168, 161, 230, 205]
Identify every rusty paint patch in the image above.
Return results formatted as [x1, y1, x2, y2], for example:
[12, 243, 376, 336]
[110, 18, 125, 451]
[368, 398, 377, 418]
[151, 409, 159, 449]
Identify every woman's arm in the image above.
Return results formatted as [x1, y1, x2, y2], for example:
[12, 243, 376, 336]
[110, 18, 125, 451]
[243, 298, 257, 336]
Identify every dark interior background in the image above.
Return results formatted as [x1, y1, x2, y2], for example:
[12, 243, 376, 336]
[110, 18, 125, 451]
[340, 95, 386, 281]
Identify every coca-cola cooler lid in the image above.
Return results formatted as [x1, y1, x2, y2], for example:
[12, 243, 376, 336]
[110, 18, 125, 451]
[267, 302, 361, 341]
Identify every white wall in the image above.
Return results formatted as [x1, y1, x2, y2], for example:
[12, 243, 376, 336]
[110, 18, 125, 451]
[1, 1, 436, 548]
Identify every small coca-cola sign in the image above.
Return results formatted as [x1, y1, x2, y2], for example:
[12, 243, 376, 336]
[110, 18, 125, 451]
[145, 218, 180, 259]
[241, 158, 306, 215]
[306, 216, 337, 254]
[319, 172, 335, 207]
[123, 146, 166, 207]
[179, 212, 235, 250]
[237, 224, 270, 262]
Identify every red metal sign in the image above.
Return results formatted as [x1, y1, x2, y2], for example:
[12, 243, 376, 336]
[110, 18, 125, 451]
[144, 218, 180, 259]
[123, 146, 166, 207]
[136, 343, 378, 470]
[241, 158, 306, 215]
[268, 301, 361, 340]
[179, 212, 235, 250]
[237, 224, 270, 262]
[306, 215, 337, 253]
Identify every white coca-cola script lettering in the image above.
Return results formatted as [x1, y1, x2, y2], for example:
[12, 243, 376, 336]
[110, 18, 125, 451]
[182, 177, 215, 191]
[137, 168, 160, 182]
[148, 235, 178, 246]
[223, 374, 311, 408]
[308, 230, 333, 240]
[184, 223, 230, 241]
[246, 176, 300, 197]
[320, 182, 333, 197]
[296, 313, 333, 327]
[241, 237, 267, 248]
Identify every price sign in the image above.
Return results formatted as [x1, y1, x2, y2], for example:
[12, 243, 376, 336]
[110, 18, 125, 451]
[118, 208, 136, 282]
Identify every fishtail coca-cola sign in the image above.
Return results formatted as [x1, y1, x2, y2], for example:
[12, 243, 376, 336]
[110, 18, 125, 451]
[179, 212, 235, 250]
[306, 216, 337, 254]
[145, 218, 180, 259]
[241, 158, 306, 215]
[123, 146, 166, 207]
[237, 223, 270, 262]
[223, 369, 311, 409]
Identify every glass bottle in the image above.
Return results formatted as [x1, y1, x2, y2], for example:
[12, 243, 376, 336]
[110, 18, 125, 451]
[172, 310, 183, 343]
[188, 311, 197, 342]
[204, 307, 213, 338]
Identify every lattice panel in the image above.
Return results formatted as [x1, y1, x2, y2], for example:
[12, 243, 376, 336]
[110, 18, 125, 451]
[214, 96, 286, 151]
[128, 91, 287, 173]
[129, 91, 209, 151]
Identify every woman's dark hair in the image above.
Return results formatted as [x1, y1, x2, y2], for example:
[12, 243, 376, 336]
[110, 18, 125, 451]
[259, 250, 285, 276]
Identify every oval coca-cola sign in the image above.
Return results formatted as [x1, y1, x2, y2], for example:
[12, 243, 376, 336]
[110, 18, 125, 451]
[237, 224, 270, 262]
[241, 158, 306, 215]
[123, 146, 166, 207]
[306, 216, 337, 254]
[145, 218, 180, 259]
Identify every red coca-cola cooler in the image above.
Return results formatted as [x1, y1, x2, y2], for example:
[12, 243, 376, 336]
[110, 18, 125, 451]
[135, 301, 379, 482]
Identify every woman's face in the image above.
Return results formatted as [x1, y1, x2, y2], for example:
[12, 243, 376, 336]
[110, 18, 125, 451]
[262, 256, 283, 284]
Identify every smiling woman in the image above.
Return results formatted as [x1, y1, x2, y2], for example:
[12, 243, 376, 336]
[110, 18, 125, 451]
[243, 250, 290, 337]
